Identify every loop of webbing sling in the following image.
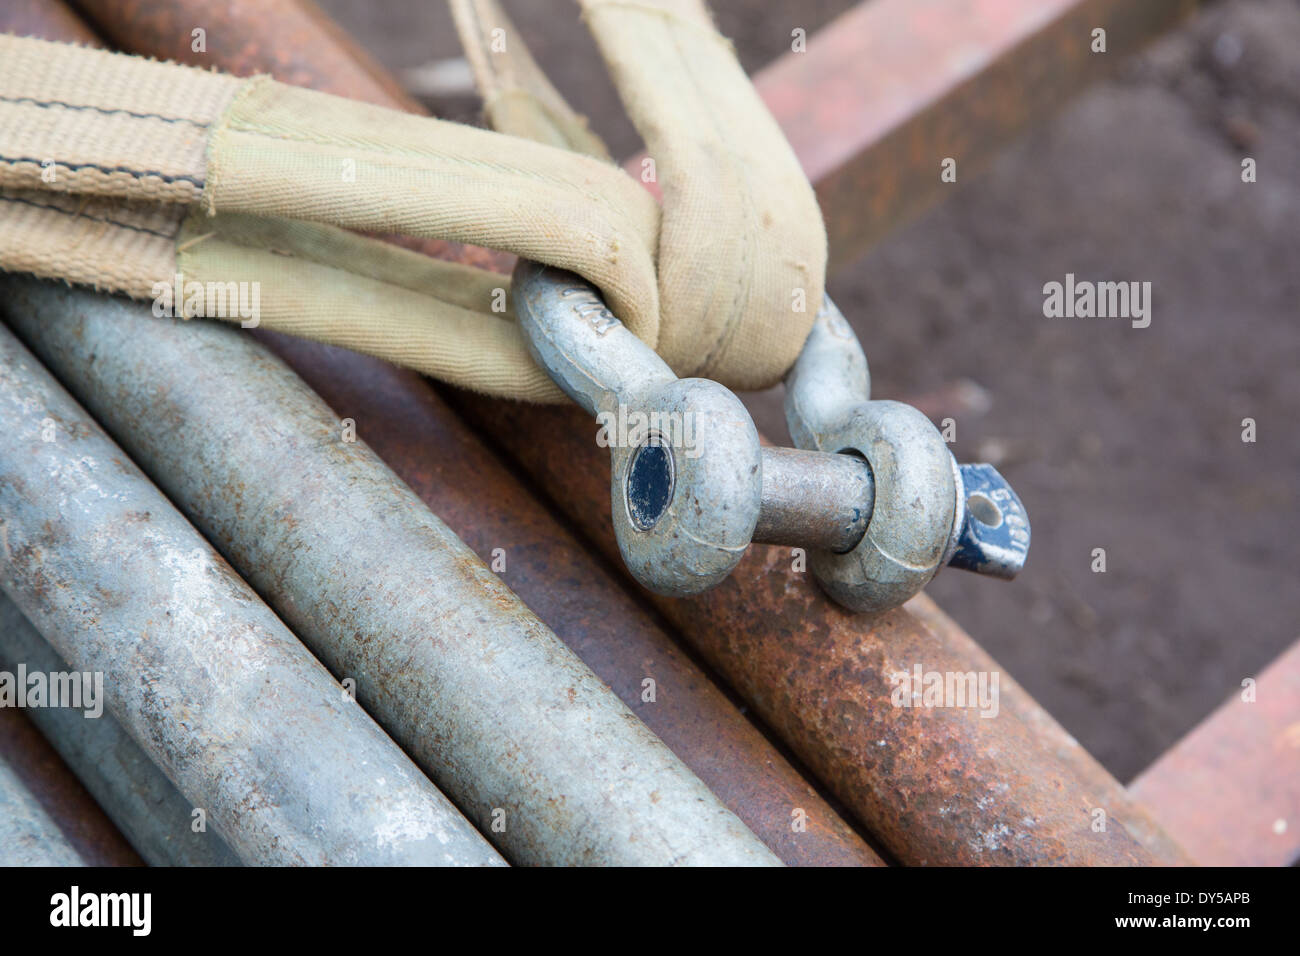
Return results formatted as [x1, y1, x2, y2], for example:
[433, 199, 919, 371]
[0, 2, 825, 401]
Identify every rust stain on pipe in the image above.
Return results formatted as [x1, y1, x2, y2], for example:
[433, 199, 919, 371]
[63, 0, 1187, 864]
[46, 0, 884, 865]
[3, 0, 102, 42]
[453, 399, 1170, 865]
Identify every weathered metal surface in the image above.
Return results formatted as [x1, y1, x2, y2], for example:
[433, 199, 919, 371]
[0, 749, 89, 866]
[784, 303, 958, 612]
[0, 594, 241, 866]
[753, 0, 1198, 270]
[3, 279, 781, 868]
[515, 265, 1028, 602]
[77, 0, 1189, 864]
[78, 0, 418, 110]
[43, 0, 883, 866]
[0, 315, 504, 867]
[0, 706, 140, 866]
[1131, 639, 1300, 867]
[514, 260, 763, 597]
[754, 446, 873, 554]
[53, 0, 1190, 868]
[454, 394, 1171, 866]
[784, 299, 1030, 608]
[898, 592, 1194, 865]
[260, 336, 881, 867]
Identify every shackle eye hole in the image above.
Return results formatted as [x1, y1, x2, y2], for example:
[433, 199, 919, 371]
[626, 433, 675, 531]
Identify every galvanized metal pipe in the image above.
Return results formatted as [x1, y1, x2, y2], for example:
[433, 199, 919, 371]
[1, 278, 780, 867]
[8, 0, 883, 872]
[754, 446, 873, 553]
[0, 594, 240, 866]
[0, 319, 504, 867]
[0, 752, 90, 866]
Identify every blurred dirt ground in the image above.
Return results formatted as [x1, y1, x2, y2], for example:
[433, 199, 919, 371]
[320, 0, 1299, 783]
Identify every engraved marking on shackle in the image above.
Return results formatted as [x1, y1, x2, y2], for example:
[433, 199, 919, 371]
[561, 286, 620, 335]
[987, 486, 1030, 553]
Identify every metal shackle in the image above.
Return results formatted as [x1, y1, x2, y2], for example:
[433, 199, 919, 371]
[512, 260, 762, 596]
[784, 297, 1031, 612]
[784, 298, 957, 611]
[514, 262, 1031, 612]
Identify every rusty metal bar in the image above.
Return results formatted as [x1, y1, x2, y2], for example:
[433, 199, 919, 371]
[0, 594, 241, 866]
[753, 0, 1198, 270]
[3, 277, 781, 867]
[0, 316, 504, 867]
[454, 399, 1170, 865]
[1130, 639, 1300, 867]
[68, 0, 1194, 865]
[0, 707, 140, 866]
[899, 594, 1189, 864]
[39, 0, 882, 866]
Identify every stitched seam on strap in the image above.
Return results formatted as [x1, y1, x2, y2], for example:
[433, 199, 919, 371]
[0, 195, 182, 240]
[0, 95, 210, 129]
[0, 157, 204, 188]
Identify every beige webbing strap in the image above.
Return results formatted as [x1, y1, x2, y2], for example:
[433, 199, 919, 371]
[0, 10, 826, 401]
[0, 188, 181, 299]
[449, 0, 610, 159]
[0, 36, 240, 202]
[203, 75, 662, 345]
[578, 0, 826, 390]
[452, 0, 826, 390]
[176, 211, 566, 402]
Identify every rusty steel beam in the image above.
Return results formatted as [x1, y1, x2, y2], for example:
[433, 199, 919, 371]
[42, 0, 884, 867]
[59, 0, 1188, 863]
[1130, 640, 1300, 867]
[755, 0, 1198, 271]
[0, 707, 141, 866]
[451, 398, 1171, 866]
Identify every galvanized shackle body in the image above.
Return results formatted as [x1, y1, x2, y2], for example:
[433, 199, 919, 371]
[784, 297, 1031, 612]
[785, 298, 959, 612]
[512, 260, 762, 595]
[514, 262, 1030, 611]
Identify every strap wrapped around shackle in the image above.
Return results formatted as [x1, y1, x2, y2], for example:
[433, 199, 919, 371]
[0, 2, 826, 401]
